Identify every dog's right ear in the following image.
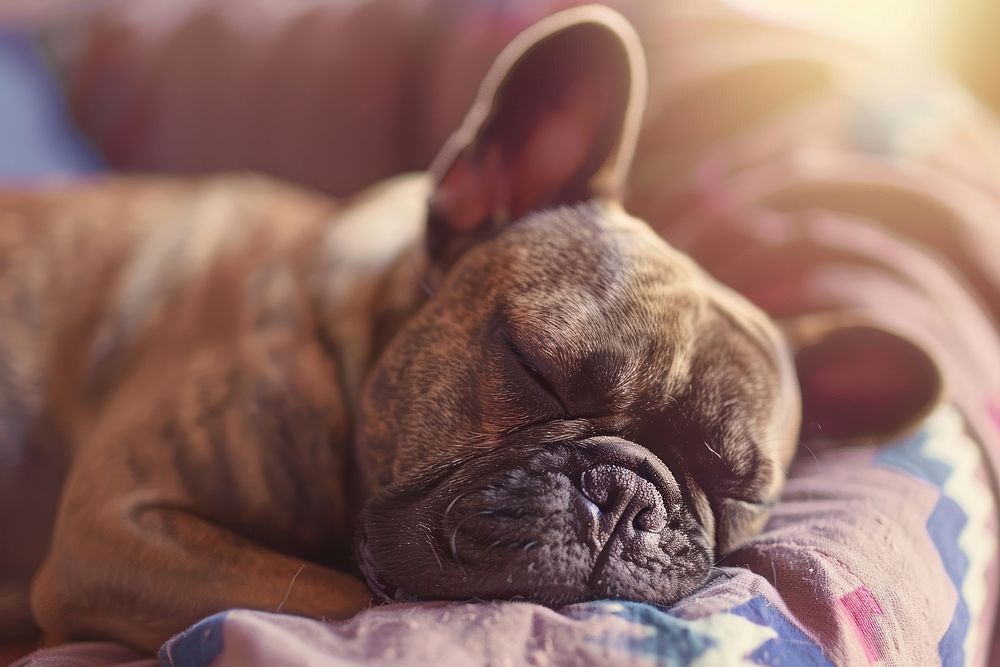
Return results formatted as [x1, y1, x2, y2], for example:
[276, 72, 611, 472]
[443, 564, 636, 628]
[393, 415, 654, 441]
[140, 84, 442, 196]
[426, 5, 647, 269]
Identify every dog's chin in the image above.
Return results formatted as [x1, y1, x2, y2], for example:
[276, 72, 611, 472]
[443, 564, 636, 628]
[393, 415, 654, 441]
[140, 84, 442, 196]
[354, 443, 714, 607]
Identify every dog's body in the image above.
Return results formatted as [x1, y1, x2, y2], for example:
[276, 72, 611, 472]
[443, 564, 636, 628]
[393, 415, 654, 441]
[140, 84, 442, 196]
[0, 6, 947, 654]
[0, 175, 405, 645]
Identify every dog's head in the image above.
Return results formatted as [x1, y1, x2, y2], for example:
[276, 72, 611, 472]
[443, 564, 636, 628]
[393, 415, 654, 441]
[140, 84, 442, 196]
[353, 6, 942, 606]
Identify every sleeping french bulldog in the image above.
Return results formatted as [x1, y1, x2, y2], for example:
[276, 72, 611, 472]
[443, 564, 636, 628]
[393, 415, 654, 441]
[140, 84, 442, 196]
[0, 5, 941, 654]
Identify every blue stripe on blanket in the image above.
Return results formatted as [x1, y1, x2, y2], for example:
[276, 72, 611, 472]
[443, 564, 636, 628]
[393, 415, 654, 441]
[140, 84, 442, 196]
[573, 597, 831, 665]
[875, 416, 973, 665]
[731, 597, 831, 666]
[576, 601, 716, 663]
[160, 611, 227, 667]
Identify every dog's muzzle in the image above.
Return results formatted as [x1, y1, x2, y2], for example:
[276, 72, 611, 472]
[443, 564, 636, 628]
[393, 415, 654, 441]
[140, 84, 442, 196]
[357, 436, 713, 607]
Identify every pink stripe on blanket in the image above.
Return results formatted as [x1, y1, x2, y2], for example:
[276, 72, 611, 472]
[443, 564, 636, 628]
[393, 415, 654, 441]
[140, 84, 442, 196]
[986, 397, 1000, 433]
[837, 586, 885, 664]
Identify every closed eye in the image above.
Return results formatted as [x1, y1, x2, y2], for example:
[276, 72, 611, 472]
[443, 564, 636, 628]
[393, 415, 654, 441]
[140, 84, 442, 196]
[502, 335, 569, 416]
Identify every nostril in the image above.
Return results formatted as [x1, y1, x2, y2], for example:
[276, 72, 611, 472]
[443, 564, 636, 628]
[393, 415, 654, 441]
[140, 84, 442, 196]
[633, 507, 666, 533]
[580, 464, 669, 534]
[580, 467, 611, 508]
[581, 464, 637, 509]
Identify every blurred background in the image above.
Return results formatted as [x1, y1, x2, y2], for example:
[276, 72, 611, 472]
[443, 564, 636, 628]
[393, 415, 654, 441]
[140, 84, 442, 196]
[1, 0, 997, 97]
[729, 0, 1000, 111]
[0, 0, 998, 191]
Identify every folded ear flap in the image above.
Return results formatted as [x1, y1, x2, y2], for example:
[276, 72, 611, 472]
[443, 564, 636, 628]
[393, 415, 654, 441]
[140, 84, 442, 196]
[782, 314, 945, 444]
[427, 5, 647, 265]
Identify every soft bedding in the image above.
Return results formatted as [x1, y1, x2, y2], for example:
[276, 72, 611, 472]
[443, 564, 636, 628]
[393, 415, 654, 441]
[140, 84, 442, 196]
[10, 0, 1000, 665]
[21, 408, 997, 665]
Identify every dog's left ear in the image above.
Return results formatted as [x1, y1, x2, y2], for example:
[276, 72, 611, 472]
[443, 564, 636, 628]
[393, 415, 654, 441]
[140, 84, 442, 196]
[782, 313, 945, 444]
[426, 5, 647, 266]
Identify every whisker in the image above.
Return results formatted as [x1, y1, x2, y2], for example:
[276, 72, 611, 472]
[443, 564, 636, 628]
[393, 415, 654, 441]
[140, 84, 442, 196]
[444, 492, 469, 518]
[703, 440, 723, 460]
[449, 510, 493, 567]
[275, 562, 306, 613]
[427, 535, 444, 571]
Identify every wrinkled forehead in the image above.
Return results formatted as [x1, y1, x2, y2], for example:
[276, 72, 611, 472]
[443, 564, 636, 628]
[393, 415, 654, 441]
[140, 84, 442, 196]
[445, 202, 711, 381]
[436, 200, 789, 380]
[478, 203, 705, 320]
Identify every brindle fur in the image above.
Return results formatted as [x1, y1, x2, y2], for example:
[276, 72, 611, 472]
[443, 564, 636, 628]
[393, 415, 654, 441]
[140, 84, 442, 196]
[0, 175, 426, 647]
[0, 7, 808, 653]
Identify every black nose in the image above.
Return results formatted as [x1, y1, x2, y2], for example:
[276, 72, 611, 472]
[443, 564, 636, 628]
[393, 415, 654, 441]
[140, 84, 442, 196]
[580, 463, 668, 535]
